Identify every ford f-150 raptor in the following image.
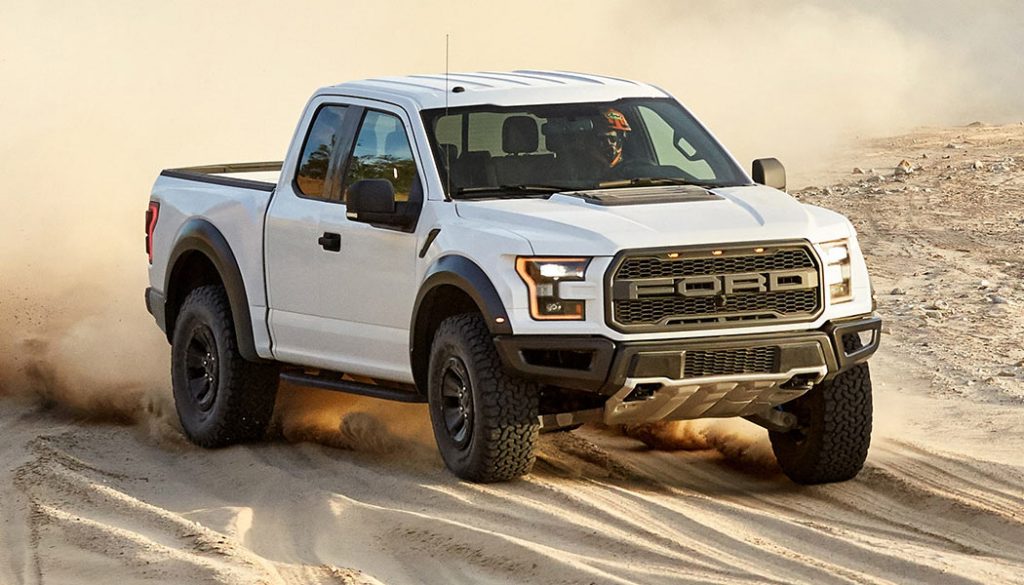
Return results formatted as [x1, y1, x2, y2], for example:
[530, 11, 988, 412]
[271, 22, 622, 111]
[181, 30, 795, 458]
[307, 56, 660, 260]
[145, 70, 880, 484]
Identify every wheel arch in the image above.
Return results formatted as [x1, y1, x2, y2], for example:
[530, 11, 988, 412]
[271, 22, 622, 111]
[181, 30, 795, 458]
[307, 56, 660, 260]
[410, 255, 513, 393]
[164, 219, 261, 362]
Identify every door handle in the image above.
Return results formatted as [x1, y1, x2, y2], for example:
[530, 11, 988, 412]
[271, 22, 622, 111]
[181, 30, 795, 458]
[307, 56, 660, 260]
[318, 232, 341, 252]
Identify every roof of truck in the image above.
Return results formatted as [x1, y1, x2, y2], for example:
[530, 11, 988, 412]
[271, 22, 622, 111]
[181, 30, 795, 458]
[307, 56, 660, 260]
[320, 70, 670, 111]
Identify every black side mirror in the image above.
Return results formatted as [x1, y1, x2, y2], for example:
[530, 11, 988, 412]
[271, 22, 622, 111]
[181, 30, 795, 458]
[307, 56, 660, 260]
[752, 158, 786, 191]
[346, 179, 396, 222]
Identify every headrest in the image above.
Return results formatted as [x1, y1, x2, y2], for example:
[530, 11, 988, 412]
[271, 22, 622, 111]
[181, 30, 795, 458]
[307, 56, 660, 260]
[502, 116, 538, 154]
[384, 130, 411, 157]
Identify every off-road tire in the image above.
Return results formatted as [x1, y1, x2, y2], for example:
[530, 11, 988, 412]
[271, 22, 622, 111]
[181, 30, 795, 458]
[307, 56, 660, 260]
[171, 285, 279, 447]
[428, 313, 540, 482]
[770, 362, 873, 484]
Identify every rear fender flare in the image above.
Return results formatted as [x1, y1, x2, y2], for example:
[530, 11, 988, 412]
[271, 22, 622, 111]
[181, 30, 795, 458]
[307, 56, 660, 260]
[164, 219, 261, 362]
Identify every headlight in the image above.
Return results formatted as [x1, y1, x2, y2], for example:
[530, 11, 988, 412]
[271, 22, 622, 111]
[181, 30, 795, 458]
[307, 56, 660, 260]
[515, 257, 590, 320]
[820, 239, 852, 303]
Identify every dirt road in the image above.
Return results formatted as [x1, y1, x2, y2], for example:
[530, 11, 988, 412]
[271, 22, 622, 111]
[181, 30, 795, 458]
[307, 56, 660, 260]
[1, 125, 1022, 584]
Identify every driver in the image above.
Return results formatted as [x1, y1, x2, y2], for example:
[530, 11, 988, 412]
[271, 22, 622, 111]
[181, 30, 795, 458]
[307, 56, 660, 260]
[592, 108, 632, 169]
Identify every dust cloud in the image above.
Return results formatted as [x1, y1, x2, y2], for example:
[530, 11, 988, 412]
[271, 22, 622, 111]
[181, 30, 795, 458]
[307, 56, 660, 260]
[0, 1, 1021, 439]
[624, 419, 780, 474]
[270, 383, 436, 456]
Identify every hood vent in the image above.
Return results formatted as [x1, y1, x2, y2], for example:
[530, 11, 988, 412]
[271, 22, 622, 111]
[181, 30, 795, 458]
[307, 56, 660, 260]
[562, 185, 723, 207]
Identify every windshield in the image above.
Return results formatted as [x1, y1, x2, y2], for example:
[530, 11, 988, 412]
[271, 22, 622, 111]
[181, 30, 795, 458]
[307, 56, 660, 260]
[422, 98, 749, 198]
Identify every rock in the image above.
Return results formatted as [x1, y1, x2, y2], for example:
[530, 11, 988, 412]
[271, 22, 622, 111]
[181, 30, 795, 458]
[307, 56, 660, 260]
[866, 174, 886, 183]
[997, 370, 1015, 377]
[971, 160, 984, 170]
[921, 153, 929, 159]
[924, 300, 949, 311]
[923, 309, 943, 319]
[989, 295, 1008, 304]
[979, 279, 991, 289]
[895, 159, 914, 175]
[990, 163, 1011, 172]
[890, 287, 907, 295]
[852, 167, 865, 174]
[966, 121, 986, 127]
[944, 143, 962, 149]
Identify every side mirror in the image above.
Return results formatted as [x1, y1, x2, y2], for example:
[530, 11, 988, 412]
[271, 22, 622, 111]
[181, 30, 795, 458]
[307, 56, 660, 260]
[346, 179, 396, 221]
[752, 158, 786, 191]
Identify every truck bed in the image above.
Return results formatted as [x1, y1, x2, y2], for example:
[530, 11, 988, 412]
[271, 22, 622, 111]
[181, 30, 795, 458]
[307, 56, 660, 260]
[150, 161, 284, 359]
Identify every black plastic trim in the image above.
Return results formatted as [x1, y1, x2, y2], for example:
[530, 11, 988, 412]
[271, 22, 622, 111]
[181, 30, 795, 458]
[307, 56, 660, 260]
[493, 314, 881, 396]
[145, 287, 167, 334]
[164, 219, 262, 362]
[413, 255, 513, 336]
[825, 315, 882, 375]
[409, 255, 513, 392]
[419, 228, 441, 258]
[160, 169, 276, 192]
[599, 331, 836, 395]
[280, 372, 426, 403]
[493, 336, 616, 392]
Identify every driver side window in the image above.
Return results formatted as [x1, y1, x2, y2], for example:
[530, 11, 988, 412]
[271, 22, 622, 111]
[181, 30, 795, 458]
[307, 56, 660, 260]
[342, 110, 418, 203]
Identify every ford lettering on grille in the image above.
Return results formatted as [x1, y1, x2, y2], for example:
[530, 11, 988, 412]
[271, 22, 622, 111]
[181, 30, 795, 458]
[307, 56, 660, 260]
[608, 244, 823, 332]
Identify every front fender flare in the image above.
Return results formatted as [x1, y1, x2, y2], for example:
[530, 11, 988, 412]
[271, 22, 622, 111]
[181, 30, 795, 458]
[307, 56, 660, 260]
[409, 255, 513, 391]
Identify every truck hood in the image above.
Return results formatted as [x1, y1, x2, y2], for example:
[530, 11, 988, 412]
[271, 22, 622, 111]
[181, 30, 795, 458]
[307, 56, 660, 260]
[454, 184, 852, 255]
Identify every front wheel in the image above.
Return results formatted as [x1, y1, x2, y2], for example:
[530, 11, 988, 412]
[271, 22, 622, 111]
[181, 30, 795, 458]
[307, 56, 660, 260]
[427, 313, 539, 482]
[769, 363, 873, 484]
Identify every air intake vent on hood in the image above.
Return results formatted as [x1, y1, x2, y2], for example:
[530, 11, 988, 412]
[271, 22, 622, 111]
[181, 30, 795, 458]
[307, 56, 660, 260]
[563, 185, 723, 206]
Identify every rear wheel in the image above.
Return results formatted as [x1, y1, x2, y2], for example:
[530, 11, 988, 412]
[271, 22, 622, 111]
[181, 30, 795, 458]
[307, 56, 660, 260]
[769, 362, 873, 484]
[171, 286, 279, 447]
[428, 313, 539, 482]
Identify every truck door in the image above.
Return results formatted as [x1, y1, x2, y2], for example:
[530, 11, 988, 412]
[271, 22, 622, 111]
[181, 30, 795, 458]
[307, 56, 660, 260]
[313, 106, 422, 384]
[265, 100, 359, 363]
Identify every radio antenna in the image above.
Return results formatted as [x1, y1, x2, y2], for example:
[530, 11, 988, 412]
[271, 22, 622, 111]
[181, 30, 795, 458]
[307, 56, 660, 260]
[444, 33, 452, 200]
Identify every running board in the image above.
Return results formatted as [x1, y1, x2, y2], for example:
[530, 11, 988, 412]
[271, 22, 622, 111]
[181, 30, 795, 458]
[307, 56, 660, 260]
[280, 372, 427, 403]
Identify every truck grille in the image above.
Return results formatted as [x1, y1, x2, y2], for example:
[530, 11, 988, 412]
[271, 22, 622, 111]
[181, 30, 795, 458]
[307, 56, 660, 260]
[683, 346, 779, 378]
[608, 242, 823, 332]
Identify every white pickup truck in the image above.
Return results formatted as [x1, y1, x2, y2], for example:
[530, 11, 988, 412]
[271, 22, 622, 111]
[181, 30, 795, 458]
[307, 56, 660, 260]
[146, 70, 880, 484]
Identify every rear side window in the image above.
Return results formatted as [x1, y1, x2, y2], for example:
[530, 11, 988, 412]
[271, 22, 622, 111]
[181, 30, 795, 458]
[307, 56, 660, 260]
[343, 111, 418, 202]
[295, 105, 348, 198]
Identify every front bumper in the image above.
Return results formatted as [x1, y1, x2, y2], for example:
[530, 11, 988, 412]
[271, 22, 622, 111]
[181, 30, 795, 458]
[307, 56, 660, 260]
[494, 314, 881, 396]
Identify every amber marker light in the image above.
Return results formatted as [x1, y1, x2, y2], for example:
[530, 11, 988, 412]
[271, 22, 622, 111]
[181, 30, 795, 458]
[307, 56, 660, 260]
[515, 257, 589, 320]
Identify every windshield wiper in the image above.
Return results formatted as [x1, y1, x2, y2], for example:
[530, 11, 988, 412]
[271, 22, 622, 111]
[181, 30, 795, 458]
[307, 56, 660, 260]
[455, 184, 570, 198]
[597, 177, 734, 189]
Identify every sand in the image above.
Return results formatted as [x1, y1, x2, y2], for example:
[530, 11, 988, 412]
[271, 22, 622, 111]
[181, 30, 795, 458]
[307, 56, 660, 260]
[1, 125, 1022, 584]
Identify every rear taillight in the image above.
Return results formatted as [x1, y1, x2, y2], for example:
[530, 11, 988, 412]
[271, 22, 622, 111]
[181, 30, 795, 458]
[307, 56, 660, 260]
[146, 201, 160, 263]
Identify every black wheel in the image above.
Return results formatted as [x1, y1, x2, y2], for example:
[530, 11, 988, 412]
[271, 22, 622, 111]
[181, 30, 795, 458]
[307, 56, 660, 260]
[427, 313, 539, 482]
[770, 362, 873, 485]
[171, 285, 279, 447]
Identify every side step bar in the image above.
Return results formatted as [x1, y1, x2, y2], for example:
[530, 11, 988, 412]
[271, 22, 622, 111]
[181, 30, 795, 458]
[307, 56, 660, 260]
[280, 372, 427, 404]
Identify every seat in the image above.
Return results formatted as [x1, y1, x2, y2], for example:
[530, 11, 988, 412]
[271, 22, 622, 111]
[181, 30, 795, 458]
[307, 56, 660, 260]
[452, 151, 496, 189]
[493, 116, 556, 185]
